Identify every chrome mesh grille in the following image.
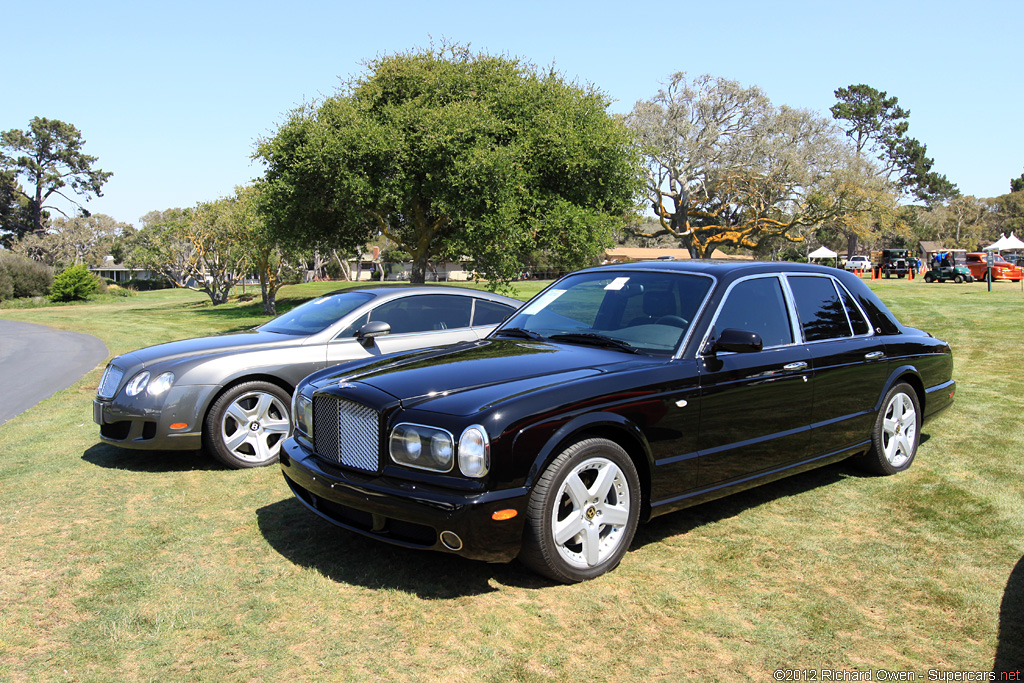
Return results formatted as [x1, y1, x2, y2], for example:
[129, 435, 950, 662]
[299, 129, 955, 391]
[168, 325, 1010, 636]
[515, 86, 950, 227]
[312, 395, 380, 472]
[97, 364, 124, 399]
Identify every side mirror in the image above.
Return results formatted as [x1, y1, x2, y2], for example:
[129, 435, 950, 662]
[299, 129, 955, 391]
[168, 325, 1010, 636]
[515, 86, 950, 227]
[356, 320, 391, 347]
[712, 328, 763, 354]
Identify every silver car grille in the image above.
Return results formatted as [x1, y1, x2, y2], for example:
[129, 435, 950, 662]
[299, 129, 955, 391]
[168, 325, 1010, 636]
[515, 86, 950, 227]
[97, 364, 124, 399]
[312, 395, 380, 473]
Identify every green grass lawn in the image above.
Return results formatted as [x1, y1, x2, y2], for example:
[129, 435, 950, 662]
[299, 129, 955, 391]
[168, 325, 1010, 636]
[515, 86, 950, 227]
[1, 277, 1022, 682]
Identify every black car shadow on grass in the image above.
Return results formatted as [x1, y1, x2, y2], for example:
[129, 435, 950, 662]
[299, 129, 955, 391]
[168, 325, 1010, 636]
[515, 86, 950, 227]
[82, 442, 219, 472]
[994, 555, 1024, 673]
[256, 497, 550, 597]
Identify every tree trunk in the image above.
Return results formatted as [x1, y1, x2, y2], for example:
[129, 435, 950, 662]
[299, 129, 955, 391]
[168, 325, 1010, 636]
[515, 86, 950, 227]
[847, 232, 859, 259]
[410, 251, 430, 284]
[260, 275, 276, 316]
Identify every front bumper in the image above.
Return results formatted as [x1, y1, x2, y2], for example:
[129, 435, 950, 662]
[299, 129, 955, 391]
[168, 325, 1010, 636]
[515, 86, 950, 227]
[93, 384, 213, 451]
[279, 437, 528, 563]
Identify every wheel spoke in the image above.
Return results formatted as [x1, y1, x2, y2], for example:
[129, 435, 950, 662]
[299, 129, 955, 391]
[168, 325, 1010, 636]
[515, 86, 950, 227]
[253, 393, 276, 421]
[225, 428, 251, 452]
[225, 401, 252, 425]
[554, 514, 586, 545]
[599, 503, 630, 528]
[591, 463, 618, 501]
[563, 472, 590, 509]
[583, 522, 602, 567]
[262, 416, 291, 435]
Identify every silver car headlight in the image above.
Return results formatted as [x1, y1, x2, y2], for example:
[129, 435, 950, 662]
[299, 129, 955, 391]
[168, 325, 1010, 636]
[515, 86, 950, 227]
[125, 370, 175, 397]
[458, 425, 490, 478]
[390, 424, 454, 472]
[293, 394, 313, 438]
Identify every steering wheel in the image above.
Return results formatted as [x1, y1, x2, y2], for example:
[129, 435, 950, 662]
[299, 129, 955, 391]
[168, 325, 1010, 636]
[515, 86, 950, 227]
[655, 315, 689, 328]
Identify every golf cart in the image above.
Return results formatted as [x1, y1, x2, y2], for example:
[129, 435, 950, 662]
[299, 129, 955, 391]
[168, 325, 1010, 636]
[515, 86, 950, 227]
[926, 250, 974, 283]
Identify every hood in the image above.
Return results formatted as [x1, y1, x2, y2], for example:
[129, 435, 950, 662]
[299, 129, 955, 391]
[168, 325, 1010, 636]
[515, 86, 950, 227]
[313, 339, 649, 416]
[114, 329, 300, 369]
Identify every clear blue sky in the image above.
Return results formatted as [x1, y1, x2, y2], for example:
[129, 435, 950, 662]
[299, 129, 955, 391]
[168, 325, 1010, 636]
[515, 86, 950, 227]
[4, 0, 1021, 226]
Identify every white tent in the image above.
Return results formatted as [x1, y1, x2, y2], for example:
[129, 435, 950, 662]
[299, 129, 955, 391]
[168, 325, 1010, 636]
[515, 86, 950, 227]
[808, 246, 837, 259]
[985, 234, 1010, 251]
[1002, 233, 1024, 250]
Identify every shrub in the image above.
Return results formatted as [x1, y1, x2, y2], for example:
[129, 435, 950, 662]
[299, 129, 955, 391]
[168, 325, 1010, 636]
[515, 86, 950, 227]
[123, 277, 173, 291]
[0, 263, 13, 300]
[50, 264, 100, 302]
[0, 253, 54, 299]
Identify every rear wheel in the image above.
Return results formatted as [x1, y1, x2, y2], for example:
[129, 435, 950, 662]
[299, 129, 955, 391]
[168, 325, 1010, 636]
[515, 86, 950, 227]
[519, 438, 640, 583]
[203, 381, 291, 468]
[924, 272, 936, 283]
[858, 382, 920, 476]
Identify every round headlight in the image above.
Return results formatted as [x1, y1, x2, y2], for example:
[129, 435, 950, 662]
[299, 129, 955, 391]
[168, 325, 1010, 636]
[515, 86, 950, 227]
[398, 426, 422, 460]
[146, 372, 175, 396]
[431, 432, 453, 468]
[125, 371, 150, 397]
[459, 425, 490, 478]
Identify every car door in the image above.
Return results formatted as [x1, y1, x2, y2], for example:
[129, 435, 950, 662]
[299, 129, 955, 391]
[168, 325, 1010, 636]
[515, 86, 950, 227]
[696, 275, 813, 487]
[786, 274, 889, 455]
[326, 294, 480, 363]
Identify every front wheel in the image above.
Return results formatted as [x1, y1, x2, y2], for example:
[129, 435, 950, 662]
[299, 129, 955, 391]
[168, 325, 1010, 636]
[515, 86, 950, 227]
[203, 381, 292, 468]
[858, 382, 921, 476]
[519, 438, 640, 583]
[954, 274, 964, 283]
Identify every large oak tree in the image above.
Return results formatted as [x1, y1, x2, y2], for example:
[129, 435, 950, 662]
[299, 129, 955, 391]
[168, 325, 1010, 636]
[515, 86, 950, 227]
[629, 73, 877, 258]
[255, 44, 644, 286]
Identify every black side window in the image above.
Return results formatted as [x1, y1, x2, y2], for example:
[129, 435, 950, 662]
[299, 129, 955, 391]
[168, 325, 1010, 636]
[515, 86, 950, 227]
[472, 300, 515, 326]
[370, 295, 472, 334]
[714, 277, 793, 348]
[837, 284, 871, 336]
[788, 276, 852, 341]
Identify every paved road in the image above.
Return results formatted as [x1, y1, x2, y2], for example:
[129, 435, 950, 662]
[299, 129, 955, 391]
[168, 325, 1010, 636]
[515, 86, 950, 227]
[0, 319, 109, 425]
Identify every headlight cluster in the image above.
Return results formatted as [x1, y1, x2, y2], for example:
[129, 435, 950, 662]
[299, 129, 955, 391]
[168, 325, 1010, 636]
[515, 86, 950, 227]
[125, 371, 175, 397]
[389, 423, 490, 478]
[293, 394, 313, 438]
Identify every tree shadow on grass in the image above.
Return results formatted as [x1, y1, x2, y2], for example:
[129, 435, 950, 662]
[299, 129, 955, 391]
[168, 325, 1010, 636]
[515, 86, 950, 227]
[82, 442, 219, 472]
[256, 497, 549, 598]
[993, 555, 1024, 674]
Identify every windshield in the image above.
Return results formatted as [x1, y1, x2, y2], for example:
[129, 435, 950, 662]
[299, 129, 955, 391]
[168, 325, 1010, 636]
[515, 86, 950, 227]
[495, 271, 713, 355]
[258, 291, 375, 336]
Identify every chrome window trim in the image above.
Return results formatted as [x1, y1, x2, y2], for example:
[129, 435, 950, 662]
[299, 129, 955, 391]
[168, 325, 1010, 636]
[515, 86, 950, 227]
[699, 273, 799, 356]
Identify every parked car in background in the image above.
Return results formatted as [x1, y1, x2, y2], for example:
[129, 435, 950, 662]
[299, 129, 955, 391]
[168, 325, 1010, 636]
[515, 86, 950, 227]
[280, 261, 956, 582]
[844, 255, 871, 271]
[965, 253, 1023, 282]
[94, 286, 520, 468]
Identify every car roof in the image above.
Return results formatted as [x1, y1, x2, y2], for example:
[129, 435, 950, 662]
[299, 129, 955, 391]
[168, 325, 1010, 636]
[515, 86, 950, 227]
[579, 259, 846, 279]
[318, 285, 520, 305]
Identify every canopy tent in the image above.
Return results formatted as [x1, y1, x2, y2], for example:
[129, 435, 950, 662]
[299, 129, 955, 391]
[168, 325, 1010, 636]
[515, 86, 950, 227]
[1002, 233, 1024, 250]
[808, 246, 837, 259]
[985, 234, 1009, 251]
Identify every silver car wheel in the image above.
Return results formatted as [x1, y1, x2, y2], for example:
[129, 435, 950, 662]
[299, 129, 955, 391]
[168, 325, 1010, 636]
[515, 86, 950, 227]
[549, 456, 633, 570]
[219, 390, 290, 465]
[881, 391, 917, 469]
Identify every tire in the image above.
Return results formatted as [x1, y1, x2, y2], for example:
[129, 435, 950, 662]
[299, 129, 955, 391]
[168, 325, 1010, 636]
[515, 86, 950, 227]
[954, 275, 964, 283]
[858, 382, 921, 476]
[203, 380, 292, 468]
[924, 272, 936, 283]
[519, 438, 640, 583]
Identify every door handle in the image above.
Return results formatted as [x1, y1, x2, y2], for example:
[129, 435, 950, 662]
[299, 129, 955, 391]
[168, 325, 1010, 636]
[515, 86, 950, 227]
[864, 351, 885, 361]
[783, 361, 808, 371]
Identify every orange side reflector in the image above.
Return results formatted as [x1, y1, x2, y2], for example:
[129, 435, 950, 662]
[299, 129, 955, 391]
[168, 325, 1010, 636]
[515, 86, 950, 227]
[492, 509, 518, 521]
[169, 423, 189, 430]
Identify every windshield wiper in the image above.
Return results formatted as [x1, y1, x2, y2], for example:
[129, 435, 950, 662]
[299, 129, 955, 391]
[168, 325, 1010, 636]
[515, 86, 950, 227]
[548, 332, 639, 354]
[494, 327, 546, 341]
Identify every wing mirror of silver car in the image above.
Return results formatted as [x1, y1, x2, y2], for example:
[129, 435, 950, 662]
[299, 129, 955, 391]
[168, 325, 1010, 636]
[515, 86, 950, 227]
[356, 320, 392, 347]
[712, 328, 763, 354]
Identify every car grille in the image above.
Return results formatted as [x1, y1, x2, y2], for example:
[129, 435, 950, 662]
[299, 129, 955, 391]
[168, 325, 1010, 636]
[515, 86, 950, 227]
[312, 395, 380, 473]
[97, 364, 124, 399]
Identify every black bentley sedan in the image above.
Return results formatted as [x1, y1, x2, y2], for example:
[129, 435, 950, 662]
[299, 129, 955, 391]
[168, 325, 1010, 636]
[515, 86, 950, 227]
[279, 261, 956, 582]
